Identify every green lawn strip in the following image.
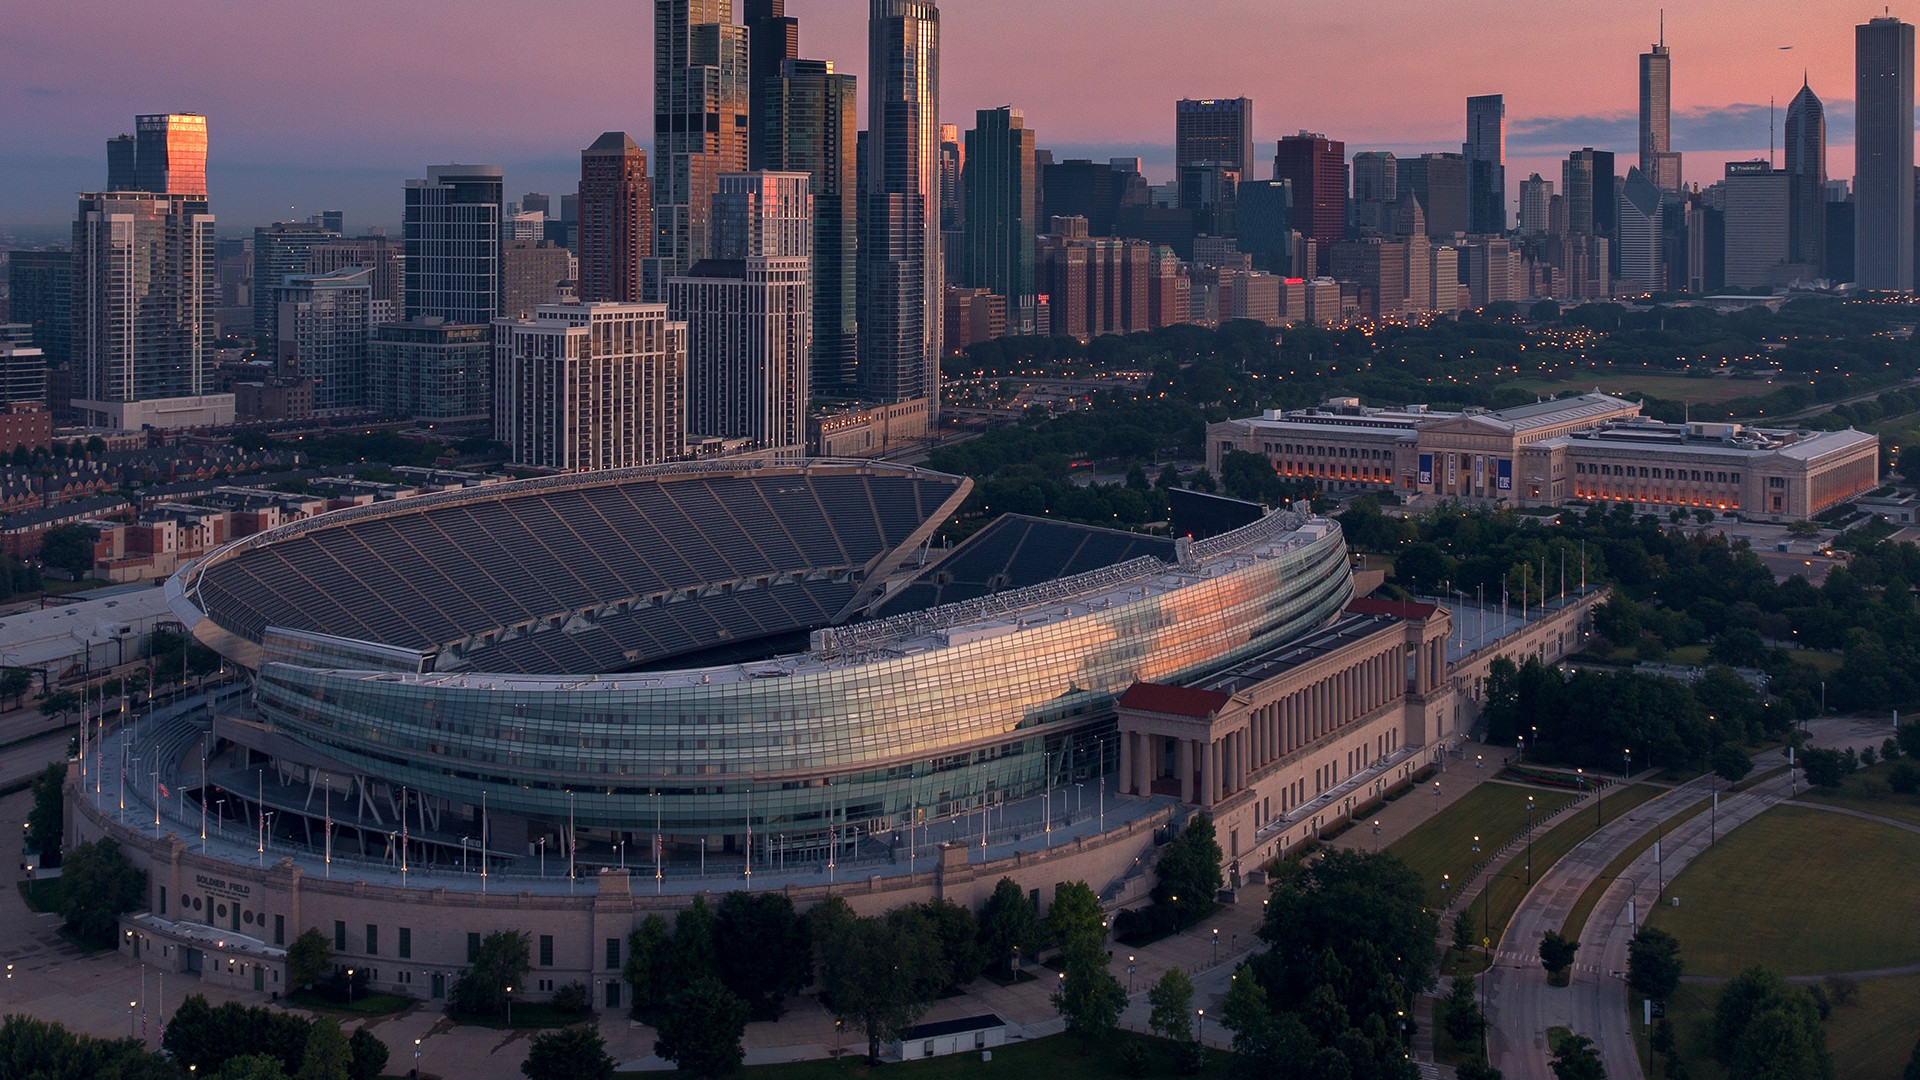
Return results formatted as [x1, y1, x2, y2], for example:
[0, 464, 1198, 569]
[1385, 783, 1577, 907]
[1793, 759, 1920, 830]
[1646, 804, 1920, 977]
[741, 1030, 1235, 1078]
[15, 878, 59, 913]
[284, 989, 413, 1017]
[1561, 795, 1712, 943]
[1782, 648, 1843, 675]
[1466, 784, 1662, 953]
[1641, 974, 1920, 1080]
[1431, 1001, 1475, 1068]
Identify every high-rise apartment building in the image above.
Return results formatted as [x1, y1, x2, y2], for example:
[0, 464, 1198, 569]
[276, 267, 373, 412]
[6, 250, 71, 368]
[1465, 94, 1507, 232]
[1856, 16, 1914, 291]
[668, 250, 810, 451]
[133, 114, 209, 198]
[939, 123, 964, 233]
[1519, 174, 1555, 236]
[253, 221, 337, 341]
[106, 135, 136, 191]
[492, 303, 686, 471]
[1037, 217, 1152, 338]
[1723, 160, 1790, 289]
[1562, 149, 1616, 239]
[859, 0, 942, 425]
[307, 234, 405, 313]
[370, 319, 492, 425]
[713, 171, 813, 260]
[1784, 79, 1827, 274]
[502, 241, 573, 318]
[960, 107, 1038, 333]
[404, 165, 504, 325]
[1616, 167, 1665, 291]
[647, 0, 749, 299]
[764, 57, 858, 391]
[1273, 133, 1345, 275]
[745, 0, 799, 172]
[1640, 32, 1683, 193]
[578, 132, 653, 303]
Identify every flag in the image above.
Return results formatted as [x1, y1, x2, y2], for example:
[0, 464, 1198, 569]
[158, 781, 170, 799]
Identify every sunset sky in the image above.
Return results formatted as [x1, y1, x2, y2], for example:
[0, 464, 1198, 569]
[0, 0, 1899, 234]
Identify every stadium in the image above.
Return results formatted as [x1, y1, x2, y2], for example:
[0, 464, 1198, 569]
[162, 457, 1354, 870]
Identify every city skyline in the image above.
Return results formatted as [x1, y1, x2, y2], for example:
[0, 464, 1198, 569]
[0, 0, 1892, 233]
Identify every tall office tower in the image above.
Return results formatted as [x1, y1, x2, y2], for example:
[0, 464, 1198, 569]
[276, 267, 373, 412]
[1723, 160, 1790, 288]
[312, 210, 346, 235]
[1235, 180, 1293, 274]
[1465, 94, 1507, 232]
[106, 135, 136, 190]
[1273, 133, 1345, 275]
[1784, 78, 1827, 273]
[1400, 153, 1471, 237]
[1562, 149, 1616, 238]
[960, 107, 1038, 333]
[492, 302, 687, 471]
[578, 132, 653, 303]
[1616, 167, 1665, 291]
[521, 193, 551, 216]
[1176, 98, 1255, 178]
[0, 342, 48, 408]
[744, 0, 799, 172]
[505, 210, 546, 242]
[1856, 16, 1915, 291]
[1518, 174, 1554, 236]
[714, 170, 814, 259]
[765, 58, 858, 391]
[1351, 152, 1397, 203]
[1392, 194, 1431, 315]
[939, 123, 964, 231]
[1041, 159, 1121, 234]
[1639, 32, 1683, 193]
[252, 221, 337, 341]
[404, 165, 504, 324]
[71, 190, 218, 424]
[647, 0, 750, 299]
[370, 319, 492, 425]
[860, 0, 942, 425]
[502, 241, 573, 318]
[1036, 220, 1153, 337]
[669, 174, 811, 452]
[132, 114, 209, 198]
[7, 251, 71, 367]
[308, 234, 405, 313]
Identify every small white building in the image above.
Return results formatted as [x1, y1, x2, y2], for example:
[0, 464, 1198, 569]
[890, 1014, 1007, 1061]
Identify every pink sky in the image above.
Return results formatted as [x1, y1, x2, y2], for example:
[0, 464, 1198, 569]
[0, 0, 1898, 231]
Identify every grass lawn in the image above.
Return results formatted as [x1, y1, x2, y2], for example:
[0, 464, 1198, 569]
[1386, 783, 1577, 907]
[1646, 804, 1920, 977]
[1782, 648, 1844, 675]
[741, 1031, 1234, 1079]
[1466, 784, 1662, 952]
[1560, 795, 1713, 942]
[1506, 373, 1772, 406]
[1639, 974, 1920, 1080]
[448, 1002, 591, 1029]
[285, 989, 413, 1017]
[16, 878, 60, 912]
[1794, 759, 1920, 831]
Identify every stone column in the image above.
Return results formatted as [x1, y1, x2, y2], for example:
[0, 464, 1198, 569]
[1118, 731, 1134, 796]
[1178, 738, 1194, 803]
[1203, 739, 1218, 806]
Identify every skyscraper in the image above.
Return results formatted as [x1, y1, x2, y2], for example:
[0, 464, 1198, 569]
[765, 57, 858, 391]
[276, 267, 373, 412]
[1235, 180, 1293, 274]
[713, 170, 814, 259]
[493, 303, 687, 471]
[1351, 152, 1398, 203]
[1176, 98, 1254, 213]
[1856, 15, 1914, 291]
[744, 0, 799, 172]
[6, 250, 71, 368]
[1273, 133, 1345, 275]
[1616, 167, 1665, 291]
[1723, 160, 1790, 288]
[133, 114, 209, 198]
[404, 165, 504, 325]
[647, 0, 749, 299]
[859, 0, 942, 426]
[1562, 149, 1616, 239]
[961, 107, 1038, 333]
[578, 132, 653, 303]
[1784, 78, 1827, 274]
[1465, 94, 1507, 232]
[1400, 153, 1471, 237]
[253, 221, 337, 342]
[1518, 174, 1554, 236]
[1640, 30, 1683, 193]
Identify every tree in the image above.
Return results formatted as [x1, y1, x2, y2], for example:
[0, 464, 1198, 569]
[653, 976, 749, 1079]
[668, 896, 719, 985]
[38, 524, 97, 578]
[345, 1029, 386, 1080]
[1549, 1033, 1606, 1080]
[1452, 909, 1477, 955]
[1444, 976, 1486, 1046]
[1711, 745, 1754, 787]
[1251, 849, 1438, 1015]
[56, 837, 146, 946]
[978, 877, 1040, 973]
[1799, 748, 1845, 788]
[1898, 721, 1920, 761]
[295, 1019, 350, 1080]
[1, 666, 33, 707]
[1628, 926, 1684, 1003]
[1458, 1057, 1506, 1080]
[218, 1054, 292, 1080]
[914, 898, 983, 991]
[1538, 931, 1579, 979]
[162, 995, 313, 1076]
[0, 1014, 181, 1080]
[449, 930, 531, 1018]
[625, 914, 672, 1013]
[820, 914, 945, 1062]
[37, 689, 79, 725]
[1046, 880, 1107, 953]
[713, 892, 811, 1016]
[1712, 967, 1829, 1078]
[1151, 814, 1225, 924]
[1148, 968, 1196, 1042]
[1053, 936, 1127, 1041]
[1890, 761, 1920, 795]
[1905, 1036, 1920, 1080]
[287, 928, 333, 991]
[523, 1026, 617, 1080]
[26, 762, 64, 868]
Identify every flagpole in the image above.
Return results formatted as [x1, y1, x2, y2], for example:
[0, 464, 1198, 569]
[400, 786, 408, 888]
[257, 771, 264, 868]
[568, 791, 576, 893]
[480, 790, 488, 894]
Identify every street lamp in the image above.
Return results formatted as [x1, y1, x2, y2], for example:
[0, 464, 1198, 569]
[1212, 927, 1219, 965]
[1471, 834, 1480, 854]
[505, 985, 513, 1025]
[1441, 872, 1450, 893]
[1516, 735, 1525, 763]
[1623, 747, 1632, 780]
[345, 969, 354, 1007]
[129, 1000, 137, 1038]
[1128, 955, 1136, 994]
[1197, 1008, 1205, 1043]
[1524, 797, 1535, 884]
[537, 836, 546, 878]
[1433, 780, 1441, 813]
[413, 1038, 422, 1077]
[1373, 819, 1382, 852]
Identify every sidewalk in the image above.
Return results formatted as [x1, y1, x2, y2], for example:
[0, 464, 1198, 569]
[1328, 734, 1507, 853]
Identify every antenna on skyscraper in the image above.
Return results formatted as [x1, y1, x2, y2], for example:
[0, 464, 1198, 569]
[1660, 9, 1665, 47]
[1770, 96, 1776, 168]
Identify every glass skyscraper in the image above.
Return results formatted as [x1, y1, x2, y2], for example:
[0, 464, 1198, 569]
[1856, 15, 1915, 292]
[1639, 33, 1682, 194]
[404, 165, 504, 325]
[765, 58, 858, 391]
[577, 132, 653, 304]
[961, 107, 1038, 334]
[645, 0, 749, 301]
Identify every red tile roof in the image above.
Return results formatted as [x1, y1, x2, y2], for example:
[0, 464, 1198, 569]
[1117, 681, 1233, 719]
[1346, 596, 1438, 620]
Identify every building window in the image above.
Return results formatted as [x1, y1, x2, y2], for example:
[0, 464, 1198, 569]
[335, 921, 347, 953]
[468, 933, 481, 963]
[540, 935, 554, 967]
[606, 938, 620, 971]
[366, 925, 378, 956]
[398, 928, 411, 959]
[275, 915, 285, 946]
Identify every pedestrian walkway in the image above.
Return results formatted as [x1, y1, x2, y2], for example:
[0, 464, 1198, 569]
[1328, 736, 1507, 854]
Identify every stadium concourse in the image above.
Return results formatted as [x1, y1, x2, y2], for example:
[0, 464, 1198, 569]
[64, 458, 1597, 1014]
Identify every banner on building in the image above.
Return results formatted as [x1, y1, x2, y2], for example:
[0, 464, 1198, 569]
[1474, 455, 1486, 488]
[1447, 454, 1457, 486]
[1497, 459, 1513, 491]
[1418, 455, 1433, 486]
